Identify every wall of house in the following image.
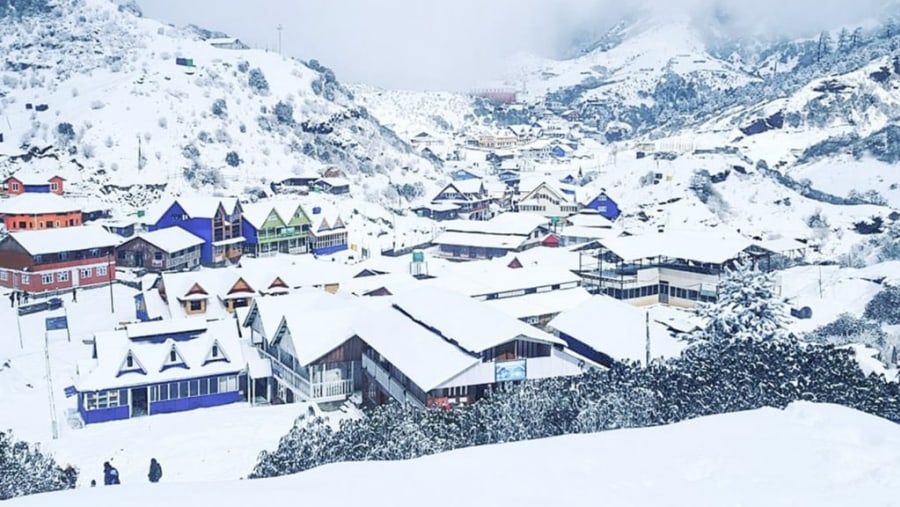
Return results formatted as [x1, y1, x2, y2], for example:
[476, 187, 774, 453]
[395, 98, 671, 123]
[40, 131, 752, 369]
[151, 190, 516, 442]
[6, 177, 65, 196]
[78, 388, 130, 424]
[3, 211, 82, 232]
[149, 203, 215, 263]
[150, 390, 242, 415]
[0, 257, 114, 293]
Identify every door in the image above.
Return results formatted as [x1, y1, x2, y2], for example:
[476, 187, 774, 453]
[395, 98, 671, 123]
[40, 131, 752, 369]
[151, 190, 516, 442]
[131, 387, 149, 417]
[659, 281, 670, 305]
[134, 251, 143, 267]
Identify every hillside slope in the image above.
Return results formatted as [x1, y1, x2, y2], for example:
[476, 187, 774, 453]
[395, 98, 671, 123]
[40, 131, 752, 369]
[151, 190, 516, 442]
[8, 403, 900, 506]
[0, 0, 437, 209]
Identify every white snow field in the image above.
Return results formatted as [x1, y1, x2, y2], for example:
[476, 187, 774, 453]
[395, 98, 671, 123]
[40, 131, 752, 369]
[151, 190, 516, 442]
[7, 402, 900, 506]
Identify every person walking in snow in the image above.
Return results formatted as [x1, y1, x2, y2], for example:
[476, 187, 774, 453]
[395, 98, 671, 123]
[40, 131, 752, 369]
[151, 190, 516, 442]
[8, 292, 14, 308]
[148, 458, 162, 483]
[103, 461, 120, 485]
[62, 464, 78, 489]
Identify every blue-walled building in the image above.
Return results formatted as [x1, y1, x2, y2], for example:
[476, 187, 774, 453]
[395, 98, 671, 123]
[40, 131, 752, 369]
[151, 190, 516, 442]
[75, 319, 255, 424]
[583, 192, 621, 221]
[146, 197, 245, 266]
[308, 208, 348, 256]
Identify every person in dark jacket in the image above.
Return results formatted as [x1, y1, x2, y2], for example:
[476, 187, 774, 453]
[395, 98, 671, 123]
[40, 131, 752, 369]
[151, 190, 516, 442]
[62, 464, 78, 489]
[103, 461, 120, 485]
[148, 458, 162, 483]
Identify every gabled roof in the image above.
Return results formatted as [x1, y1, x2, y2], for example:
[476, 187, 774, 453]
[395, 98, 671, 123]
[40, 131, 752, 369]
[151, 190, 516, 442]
[127, 227, 204, 254]
[6, 173, 65, 184]
[241, 202, 282, 230]
[78, 319, 245, 391]
[391, 286, 565, 355]
[178, 196, 241, 219]
[443, 213, 549, 236]
[596, 230, 753, 265]
[548, 296, 685, 365]
[8, 226, 120, 255]
[518, 181, 574, 204]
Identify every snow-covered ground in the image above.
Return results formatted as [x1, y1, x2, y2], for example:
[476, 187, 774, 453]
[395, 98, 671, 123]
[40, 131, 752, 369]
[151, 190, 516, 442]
[8, 402, 900, 506]
[0, 284, 359, 486]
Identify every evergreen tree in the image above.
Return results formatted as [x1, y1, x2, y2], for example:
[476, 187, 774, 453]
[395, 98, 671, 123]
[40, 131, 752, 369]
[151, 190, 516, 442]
[0, 431, 72, 500]
[689, 260, 792, 344]
[817, 31, 833, 62]
[837, 28, 849, 52]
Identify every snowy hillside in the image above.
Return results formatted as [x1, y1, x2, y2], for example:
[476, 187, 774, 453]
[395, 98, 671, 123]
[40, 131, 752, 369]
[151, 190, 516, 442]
[0, 0, 438, 209]
[8, 403, 900, 506]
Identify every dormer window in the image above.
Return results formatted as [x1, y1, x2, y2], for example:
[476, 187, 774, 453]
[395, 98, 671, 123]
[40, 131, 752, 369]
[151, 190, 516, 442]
[126, 355, 134, 368]
[170, 350, 177, 362]
[212, 345, 219, 358]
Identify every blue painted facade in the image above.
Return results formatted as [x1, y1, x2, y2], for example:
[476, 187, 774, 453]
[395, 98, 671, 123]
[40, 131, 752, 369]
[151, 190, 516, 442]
[77, 373, 243, 424]
[312, 242, 348, 256]
[551, 146, 566, 158]
[439, 244, 511, 260]
[556, 332, 615, 368]
[148, 201, 216, 262]
[584, 193, 621, 220]
[413, 206, 459, 221]
[241, 217, 260, 246]
[24, 184, 51, 193]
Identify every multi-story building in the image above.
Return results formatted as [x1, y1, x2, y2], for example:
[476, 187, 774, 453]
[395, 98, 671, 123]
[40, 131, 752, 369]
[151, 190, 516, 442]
[147, 197, 244, 266]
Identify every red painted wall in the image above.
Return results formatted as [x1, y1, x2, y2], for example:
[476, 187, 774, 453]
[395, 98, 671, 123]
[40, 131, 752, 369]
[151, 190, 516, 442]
[0, 258, 115, 293]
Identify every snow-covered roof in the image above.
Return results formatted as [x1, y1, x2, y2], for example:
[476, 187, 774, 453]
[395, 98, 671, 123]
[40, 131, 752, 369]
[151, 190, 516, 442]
[443, 213, 548, 236]
[445, 179, 484, 194]
[9, 225, 121, 255]
[432, 231, 527, 250]
[425, 262, 581, 298]
[596, 230, 752, 264]
[558, 225, 620, 241]
[280, 305, 359, 364]
[484, 287, 593, 320]
[417, 202, 460, 212]
[77, 318, 245, 391]
[355, 307, 480, 392]
[548, 295, 686, 365]
[567, 213, 614, 228]
[129, 227, 204, 253]
[316, 177, 350, 187]
[243, 289, 348, 341]
[392, 286, 565, 354]
[0, 193, 81, 214]
[241, 202, 279, 229]
[755, 238, 807, 254]
[179, 196, 240, 219]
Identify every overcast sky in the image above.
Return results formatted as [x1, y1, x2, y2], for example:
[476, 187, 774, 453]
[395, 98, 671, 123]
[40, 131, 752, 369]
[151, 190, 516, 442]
[140, 0, 896, 91]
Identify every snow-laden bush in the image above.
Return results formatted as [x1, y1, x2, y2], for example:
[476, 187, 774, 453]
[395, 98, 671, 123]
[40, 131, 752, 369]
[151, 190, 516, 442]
[158, 117, 167, 129]
[55, 122, 75, 144]
[90, 100, 104, 110]
[248, 68, 269, 94]
[0, 430, 74, 500]
[864, 286, 900, 324]
[225, 151, 241, 167]
[273, 101, 293, 124]
[211, 98, 227, 117]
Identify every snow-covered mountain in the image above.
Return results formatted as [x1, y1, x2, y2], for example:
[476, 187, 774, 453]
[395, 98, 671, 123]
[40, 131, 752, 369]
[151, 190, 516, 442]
[0, 0, 439, 210]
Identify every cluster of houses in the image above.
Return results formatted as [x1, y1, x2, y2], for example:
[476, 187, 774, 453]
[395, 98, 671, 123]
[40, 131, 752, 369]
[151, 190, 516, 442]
[0, 177, 350, 295]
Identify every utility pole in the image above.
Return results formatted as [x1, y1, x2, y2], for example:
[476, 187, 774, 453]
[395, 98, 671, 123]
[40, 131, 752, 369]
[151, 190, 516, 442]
[44, 328, 59, 440]
[277, 24, 283, 54]
[137, 134, 142, 172]
[108, 252, 115, 314]
[818, 266, 823, 299]
[645, 311, 651, 367]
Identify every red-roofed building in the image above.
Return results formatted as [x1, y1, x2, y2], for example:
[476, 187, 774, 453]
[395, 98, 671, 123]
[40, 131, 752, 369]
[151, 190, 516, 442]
[4, 174, 66, 196]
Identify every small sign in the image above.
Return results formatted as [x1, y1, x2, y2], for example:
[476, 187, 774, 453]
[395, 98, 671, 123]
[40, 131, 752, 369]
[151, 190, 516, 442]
[45, 316, 68, 331]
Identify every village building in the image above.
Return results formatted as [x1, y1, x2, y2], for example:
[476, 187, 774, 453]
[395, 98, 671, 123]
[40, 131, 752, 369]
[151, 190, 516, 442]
[115, 227, 204, 272]
[547, 295, 686, 367]
[577, 231, 780, 308]
[449, 168, 482, 181]
[412, 202, 460, 221]
[410, 131, 440, 147]
[241, 201, 311, 257]
[477, 131, 518, 149]
[146, 197, 245, 267]
[207, 37, 248, 49]
[359, 286, 587, 408]
[242, 291, 364, 404]
[432, 213, 549, 260]
[312, 177, 351, 195]
[0, 193, 82, 232]
[581, 191, 621, 220]
[3, 174, 66, 196]
[75, 318, 252, 424]
[430, 180, 491, 221]
[308, 207, 348, 256]
[515, 181, 580, 218]
[0, 225, 120, 293]
[484, 286, 593, 329]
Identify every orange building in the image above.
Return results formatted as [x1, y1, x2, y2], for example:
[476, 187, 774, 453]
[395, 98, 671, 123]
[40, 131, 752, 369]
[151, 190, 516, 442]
[4, 175, 65, 196]
[0, 193, 82, 232]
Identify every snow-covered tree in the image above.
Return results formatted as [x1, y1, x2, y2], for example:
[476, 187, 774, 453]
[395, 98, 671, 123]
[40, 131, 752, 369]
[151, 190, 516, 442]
[0, 430, 72, 500]
[689, 260, 791, 344]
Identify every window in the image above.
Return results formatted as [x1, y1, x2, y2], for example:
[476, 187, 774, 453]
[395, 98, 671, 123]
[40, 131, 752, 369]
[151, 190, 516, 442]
[50, 182, 58, 191]
[154, 252, 164, 261]
[189, 300, 203, 312]
[21, 274, 29, 285]
[126, 354, 134, 368]
[212, 345, 219, 358]
[57, 271, 69, 282]
[17, 221, 26, 229]
[218, 375, 237, 393]
[97, 265, 108, 276]
[11, 183, 19, 191]
[41, 273, 54, 285]
[80, 268, 92, 279]
[158, 383, 169, 401]
[0, 271, 6, 282]
[200, 379, 209, 395]
[170, 350, 177, 363]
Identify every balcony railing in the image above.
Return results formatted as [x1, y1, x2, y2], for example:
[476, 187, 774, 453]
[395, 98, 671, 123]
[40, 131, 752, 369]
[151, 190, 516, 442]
[362, 355, 425, 409]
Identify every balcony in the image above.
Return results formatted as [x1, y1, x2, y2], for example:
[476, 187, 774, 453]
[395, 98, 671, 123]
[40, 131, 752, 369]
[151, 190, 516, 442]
[362, 354, 425, 409]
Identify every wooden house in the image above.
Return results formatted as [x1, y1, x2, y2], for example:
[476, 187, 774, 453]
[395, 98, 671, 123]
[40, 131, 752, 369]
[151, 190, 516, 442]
[431, 180, 491, 220]
[312, 177, 350, 195]
[515, 181, 579, 218]
[308, 208, 348, 256]
[241, 201, 310, 257]
[116, 227, 204, 271]
[0, 226, 119, 293]
[146, 197, 244, 266]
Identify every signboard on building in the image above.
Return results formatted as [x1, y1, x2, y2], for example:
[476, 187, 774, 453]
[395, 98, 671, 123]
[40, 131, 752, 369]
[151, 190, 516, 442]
[495, 359, 526, 382]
